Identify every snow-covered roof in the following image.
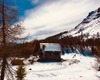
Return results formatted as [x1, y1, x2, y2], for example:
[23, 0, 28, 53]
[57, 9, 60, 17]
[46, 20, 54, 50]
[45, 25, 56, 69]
[40, 43, 61, 52]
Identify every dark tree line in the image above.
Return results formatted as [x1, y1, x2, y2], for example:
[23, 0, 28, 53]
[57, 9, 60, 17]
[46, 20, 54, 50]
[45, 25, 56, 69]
[40, 34, 100, 57]
[9, 40, 41, 58]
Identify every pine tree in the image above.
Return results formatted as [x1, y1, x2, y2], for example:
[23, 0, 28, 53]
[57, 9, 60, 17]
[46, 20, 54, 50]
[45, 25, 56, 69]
[16, 65, 26, 80]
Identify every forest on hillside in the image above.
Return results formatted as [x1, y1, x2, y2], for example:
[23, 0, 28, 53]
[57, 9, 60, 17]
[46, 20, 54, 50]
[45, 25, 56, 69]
[0, 36, 100, 59]
[40, 34, 100, 57]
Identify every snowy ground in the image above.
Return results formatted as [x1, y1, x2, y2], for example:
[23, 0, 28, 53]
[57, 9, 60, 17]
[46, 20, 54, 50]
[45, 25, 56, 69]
[18, 53, 100, 80]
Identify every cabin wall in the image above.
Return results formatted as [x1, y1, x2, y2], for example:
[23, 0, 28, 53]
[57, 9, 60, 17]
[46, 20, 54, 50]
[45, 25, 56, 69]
[39, 51, 61, 61]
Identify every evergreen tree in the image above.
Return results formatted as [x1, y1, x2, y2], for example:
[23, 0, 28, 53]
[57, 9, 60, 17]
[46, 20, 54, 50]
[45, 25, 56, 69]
[16, 65, 26, 80]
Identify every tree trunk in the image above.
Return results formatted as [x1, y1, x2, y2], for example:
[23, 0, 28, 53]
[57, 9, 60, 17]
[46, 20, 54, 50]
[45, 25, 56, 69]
[0, 0, 7, 80]
[0, 56, 7, 80]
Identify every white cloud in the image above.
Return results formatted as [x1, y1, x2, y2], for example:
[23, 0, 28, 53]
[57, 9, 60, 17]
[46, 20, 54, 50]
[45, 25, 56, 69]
[22, 0, 100, 41]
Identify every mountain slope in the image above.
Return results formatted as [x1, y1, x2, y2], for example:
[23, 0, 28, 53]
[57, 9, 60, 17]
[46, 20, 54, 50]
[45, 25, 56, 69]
[45, 7, 100, 39]
[64, 7, 100, 38]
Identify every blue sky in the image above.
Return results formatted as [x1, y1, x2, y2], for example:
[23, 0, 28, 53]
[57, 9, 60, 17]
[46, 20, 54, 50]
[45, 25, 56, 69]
[16, 0, 100, 41]
[16, 0, 36, 16]
[16, 0, 49, 16]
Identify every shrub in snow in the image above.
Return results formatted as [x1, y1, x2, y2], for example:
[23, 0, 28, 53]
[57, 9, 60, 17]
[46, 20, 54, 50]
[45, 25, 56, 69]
[29, 68, 32, 70]
[16, 65, 26, 80]
[11, 59, 24, 65]
[97, 58, 100, 71]
[28, 59, 34, 64]
[93, 58, 100, 71]
[69, 59, 80, 65]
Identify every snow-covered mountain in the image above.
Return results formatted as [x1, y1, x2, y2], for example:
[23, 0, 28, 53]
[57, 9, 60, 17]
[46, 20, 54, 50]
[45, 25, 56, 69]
[46, 7, 100, 40]
[64, 7, 100, 38]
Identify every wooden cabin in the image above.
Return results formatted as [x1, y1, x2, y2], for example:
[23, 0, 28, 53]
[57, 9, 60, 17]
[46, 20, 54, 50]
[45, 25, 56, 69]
[39, 43, 62, 62]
